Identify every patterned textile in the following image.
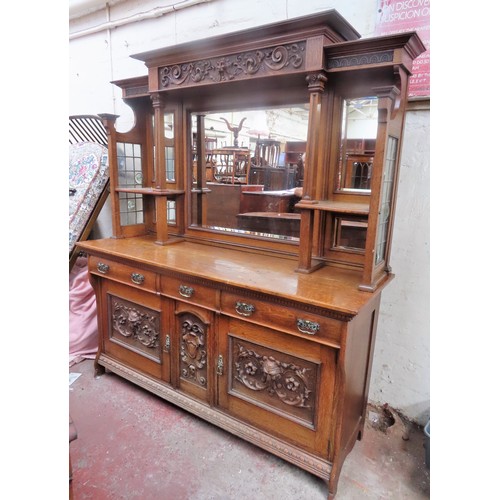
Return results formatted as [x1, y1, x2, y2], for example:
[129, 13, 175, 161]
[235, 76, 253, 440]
[69, 256, 98, 365]
[69, 142, 109, 254]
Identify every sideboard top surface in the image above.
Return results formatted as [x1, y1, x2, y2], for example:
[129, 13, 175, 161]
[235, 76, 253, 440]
[78, 236, 390, 316]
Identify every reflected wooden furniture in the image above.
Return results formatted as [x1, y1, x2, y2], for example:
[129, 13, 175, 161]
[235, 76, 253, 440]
[239, 189, 297, 214]
[237, 212, 301, 238]
[202, 183, 264, 229]
[284, 141, 307, 167]
[211, 147, 251, 184]
[248, 165, 296, 190]
[77, 10, 424, 499]
[254, 138, 281, 167]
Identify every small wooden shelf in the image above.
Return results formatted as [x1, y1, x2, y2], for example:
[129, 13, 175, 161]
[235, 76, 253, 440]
[115, 187, 185, 196]
[296, 200, 369, 215]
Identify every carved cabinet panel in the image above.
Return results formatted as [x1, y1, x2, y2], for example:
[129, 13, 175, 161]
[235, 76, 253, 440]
[217, 317, 337, 458]
[174, 302, 214, 403]
[100, 280, 166, 381]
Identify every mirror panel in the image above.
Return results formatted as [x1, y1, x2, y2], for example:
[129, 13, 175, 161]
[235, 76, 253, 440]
[190, 105, 308, 241]
[336, 97, 378, 193]
[332, 216, 367, 251]
[164, 111, 175, 182]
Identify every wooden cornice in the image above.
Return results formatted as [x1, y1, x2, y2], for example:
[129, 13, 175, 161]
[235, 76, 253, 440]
[325, 32, 426, 74]
[130, 10, 360, 69]
[111, 75, 150, 98]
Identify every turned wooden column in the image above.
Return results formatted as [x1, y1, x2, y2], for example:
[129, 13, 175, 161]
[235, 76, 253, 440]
[97, 113, 121, 238]
[297, 72, 328, 273]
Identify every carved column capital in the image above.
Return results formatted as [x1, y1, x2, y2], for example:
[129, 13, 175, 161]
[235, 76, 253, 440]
[305, 72, 328, 93]
[97, 113, 119, 135]
[150, 92, 166, 108]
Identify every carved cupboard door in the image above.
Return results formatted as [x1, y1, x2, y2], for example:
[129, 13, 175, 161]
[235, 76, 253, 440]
[173, 302, 215, 404]
[217, 317, 337, 459]
[100, 280, 166, 381]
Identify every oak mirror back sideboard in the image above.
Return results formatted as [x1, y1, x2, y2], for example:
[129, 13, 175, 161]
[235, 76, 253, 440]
[77, 10, 425, 499]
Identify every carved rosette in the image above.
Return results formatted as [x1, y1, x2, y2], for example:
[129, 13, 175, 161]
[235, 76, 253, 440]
[111, 298, 160, 350]
[159, 42, 305, 88]
[234, 343, 312, 408]
[180, 315, 207, 387]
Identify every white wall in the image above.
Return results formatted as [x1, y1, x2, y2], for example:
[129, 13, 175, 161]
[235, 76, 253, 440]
[372, 106, 430, 424]
[69, 0, 430, 425]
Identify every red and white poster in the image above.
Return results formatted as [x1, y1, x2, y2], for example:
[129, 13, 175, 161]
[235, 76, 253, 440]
[374, 0, 430, 98]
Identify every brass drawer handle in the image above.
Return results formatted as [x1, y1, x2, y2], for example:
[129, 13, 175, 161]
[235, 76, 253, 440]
[296, 319, 320, 335]
[235, 301, 255, 317]
[179, 285, 194, 298]
[97, 262, 109, 274]
[131, 273, 145, 285]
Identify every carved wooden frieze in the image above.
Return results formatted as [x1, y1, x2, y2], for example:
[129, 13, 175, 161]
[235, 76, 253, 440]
[109, 295, 160, 359]
[231, 338, 317, 426]
[179, 314, 208, 388]
[124, 85, 149, 97]
[327, 50, 394, 70]
[159, 42, 306, 89]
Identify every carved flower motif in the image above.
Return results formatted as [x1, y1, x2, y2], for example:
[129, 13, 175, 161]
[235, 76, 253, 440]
[127, 309, 141, 323]
[215, 59, 227, 72]
[244, 361, 258, 376]
[285, 376, 300, 392]
[262, 357, 282, 377]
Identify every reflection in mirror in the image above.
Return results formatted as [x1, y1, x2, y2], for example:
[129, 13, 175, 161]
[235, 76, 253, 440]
[337, 97, 378, 192]
[164, 112, 175, 182]
[190, 106, 308, 241]
[332, 216, 367, 251]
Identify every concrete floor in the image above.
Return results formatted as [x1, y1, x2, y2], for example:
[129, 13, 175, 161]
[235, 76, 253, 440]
[69, 358, 429, 500]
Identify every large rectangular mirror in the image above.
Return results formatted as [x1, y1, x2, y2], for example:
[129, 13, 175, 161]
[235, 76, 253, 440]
[190, 105, 309, 241]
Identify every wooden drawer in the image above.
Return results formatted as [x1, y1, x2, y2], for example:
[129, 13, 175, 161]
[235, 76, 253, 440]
[221, 291, 343, 347]
[161, 274, 218, 310]
[88, 256, 158, 293]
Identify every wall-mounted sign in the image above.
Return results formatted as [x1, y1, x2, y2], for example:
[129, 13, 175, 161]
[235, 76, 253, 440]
[375, 0, 430, 98]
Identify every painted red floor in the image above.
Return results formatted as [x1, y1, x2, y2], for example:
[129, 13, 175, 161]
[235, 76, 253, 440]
[69, 358, 429, 499]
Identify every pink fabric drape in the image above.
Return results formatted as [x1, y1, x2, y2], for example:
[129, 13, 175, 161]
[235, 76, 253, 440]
[69, 256, 98, 366]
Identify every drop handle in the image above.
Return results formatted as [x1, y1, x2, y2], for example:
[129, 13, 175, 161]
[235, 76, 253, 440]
[131, 273, 145, 285]
[216, 354, 224, 376]
[179, 285, 194, 298]
[296, 319, 320, 335]
[235, 301, 255, 317]
[164, 335, 171, 353]
[97, 262, 109, 274]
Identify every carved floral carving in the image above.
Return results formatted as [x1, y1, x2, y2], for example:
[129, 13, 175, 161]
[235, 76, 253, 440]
[111, 298, 159, 349]
[180, 315, 207, 387]
[234, 343, 312, 408]
[159, 42, 306, 88]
